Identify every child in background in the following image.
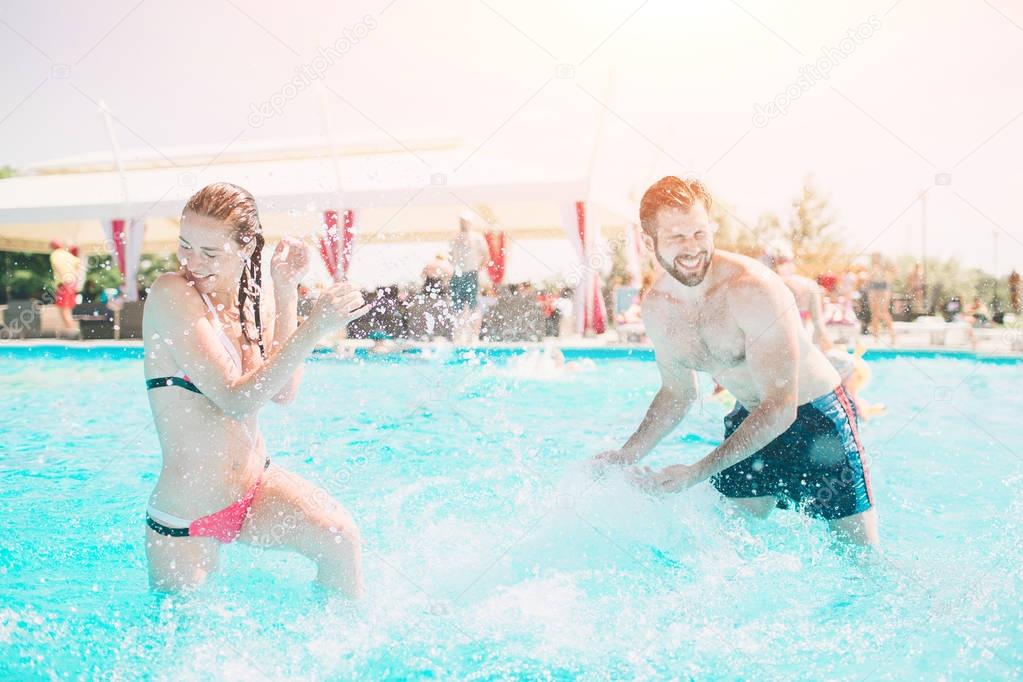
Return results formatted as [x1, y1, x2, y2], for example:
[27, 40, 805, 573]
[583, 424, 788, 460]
[826, 344, 886, 420]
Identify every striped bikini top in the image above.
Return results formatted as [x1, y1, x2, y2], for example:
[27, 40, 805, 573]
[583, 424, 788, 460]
[145, 292, 242, 395]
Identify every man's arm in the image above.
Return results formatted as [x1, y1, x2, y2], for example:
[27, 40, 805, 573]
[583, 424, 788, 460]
[638, 278, 801, 492]
[602, 358, 699, 466]
[598, 299, 699, 466]
[693, 279, 801, 481]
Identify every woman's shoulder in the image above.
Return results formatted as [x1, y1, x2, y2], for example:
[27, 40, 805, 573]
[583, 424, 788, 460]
[151, 270, 188, 290]
[145, 273, 203, 321]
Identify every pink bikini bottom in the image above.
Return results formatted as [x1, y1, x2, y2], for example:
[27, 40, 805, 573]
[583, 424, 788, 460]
[146, 458, 269, 544]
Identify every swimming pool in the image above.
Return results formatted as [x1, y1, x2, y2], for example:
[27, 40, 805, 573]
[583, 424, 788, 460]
[2, 345, 1021, 679]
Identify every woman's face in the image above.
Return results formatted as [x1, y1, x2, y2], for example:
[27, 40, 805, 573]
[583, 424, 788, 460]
[177, 211, 250, 296]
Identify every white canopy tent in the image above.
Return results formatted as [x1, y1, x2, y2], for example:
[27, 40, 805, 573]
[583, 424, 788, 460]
[0, 140, 636, 330]
[0, 143, 628, 247]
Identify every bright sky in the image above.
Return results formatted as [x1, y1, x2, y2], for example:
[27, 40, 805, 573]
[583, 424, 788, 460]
[2, 0, 1022, 276]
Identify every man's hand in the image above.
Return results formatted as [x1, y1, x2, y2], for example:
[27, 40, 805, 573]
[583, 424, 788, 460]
[589, 448, 637, 477]
[629, 463, 700, 495]
[594, 449, 632, 466]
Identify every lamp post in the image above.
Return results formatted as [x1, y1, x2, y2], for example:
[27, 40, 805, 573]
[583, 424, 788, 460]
[921, 191, 928, 312]
[99, 100, 131, 335]
[992, 228, 999, 305]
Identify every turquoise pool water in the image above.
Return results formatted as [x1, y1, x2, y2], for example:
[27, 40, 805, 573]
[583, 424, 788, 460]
[1, 345, 1021, 680]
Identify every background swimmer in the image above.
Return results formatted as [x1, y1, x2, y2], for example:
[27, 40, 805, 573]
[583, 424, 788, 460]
[826, 345, 886, 420]
[505, 345, 596, 379]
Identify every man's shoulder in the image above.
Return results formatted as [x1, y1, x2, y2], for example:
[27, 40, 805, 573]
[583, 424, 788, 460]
[716, 252, 781, 294]
[780, 272, 818, 295]
[640, 284, 682, 339]
[718, 254, 792, 318]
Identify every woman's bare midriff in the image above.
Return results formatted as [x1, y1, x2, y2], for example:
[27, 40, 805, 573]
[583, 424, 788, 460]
[146, 390, 267, 518]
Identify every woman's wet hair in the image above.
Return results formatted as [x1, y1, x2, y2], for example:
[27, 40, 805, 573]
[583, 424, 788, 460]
[183, 182, 266, 358]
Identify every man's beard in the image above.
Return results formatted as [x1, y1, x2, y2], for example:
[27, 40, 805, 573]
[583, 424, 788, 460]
[656, 247, 713, 287]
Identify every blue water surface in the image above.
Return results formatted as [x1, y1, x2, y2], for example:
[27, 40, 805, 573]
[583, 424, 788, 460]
[1, 345, 1021, 680]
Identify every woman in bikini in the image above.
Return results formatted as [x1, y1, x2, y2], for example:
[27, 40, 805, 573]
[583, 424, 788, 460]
[143, 182, 368, 595]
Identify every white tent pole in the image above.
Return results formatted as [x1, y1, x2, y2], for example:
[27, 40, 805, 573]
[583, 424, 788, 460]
[584, 67, 614, 198]
[99, 100, 140, 303]
[99, 100, 130, 211]
[313, 82, 350, 347]
[314, 82, 345, 208]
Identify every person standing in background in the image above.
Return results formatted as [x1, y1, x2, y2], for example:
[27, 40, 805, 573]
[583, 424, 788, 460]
[1009, 269, 1020, 315]
[422, 252, 454, 295]
[866, 253, 895, 346]
[449, 213, 489, 343]
[765, 245, 833, 351]
[49, 240, 81, 334]
[906, 262, 925, 315]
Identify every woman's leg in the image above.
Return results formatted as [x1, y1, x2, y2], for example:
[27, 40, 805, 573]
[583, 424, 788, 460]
[145, 527, 221, 592]
[882, 293, 896, 345]
[238, 464, 363, 598]
[867, 293, 881, 339]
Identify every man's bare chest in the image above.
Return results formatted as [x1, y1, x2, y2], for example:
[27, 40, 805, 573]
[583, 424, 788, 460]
[655, 307, 746, 374]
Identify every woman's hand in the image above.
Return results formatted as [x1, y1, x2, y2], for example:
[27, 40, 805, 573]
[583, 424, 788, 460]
[629, 463, 700, 495]
[270, 237, 311, 289]
[307, 282, 370, 333]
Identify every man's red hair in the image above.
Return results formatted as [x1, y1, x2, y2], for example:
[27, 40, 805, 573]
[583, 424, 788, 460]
[639, 176, 712, 236]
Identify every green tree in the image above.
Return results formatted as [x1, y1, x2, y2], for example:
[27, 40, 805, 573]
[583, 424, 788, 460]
[137, 254, 179, 292]
[712, 201, 773, 258]
[84, 255, 126, 291]
[0, 249, 180, 304]
[889, 253, 1009, 314]
[713, 177, 848, 276]
[784, 175, 848, 276]
[0, 252, 51, 301]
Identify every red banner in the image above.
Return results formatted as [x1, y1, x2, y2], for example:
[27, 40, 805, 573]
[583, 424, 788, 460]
[575, 201, 606, 334]
[484, 231, 506, 286]
[318, 209, 354, 281]
[111, 219, 126, 276]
